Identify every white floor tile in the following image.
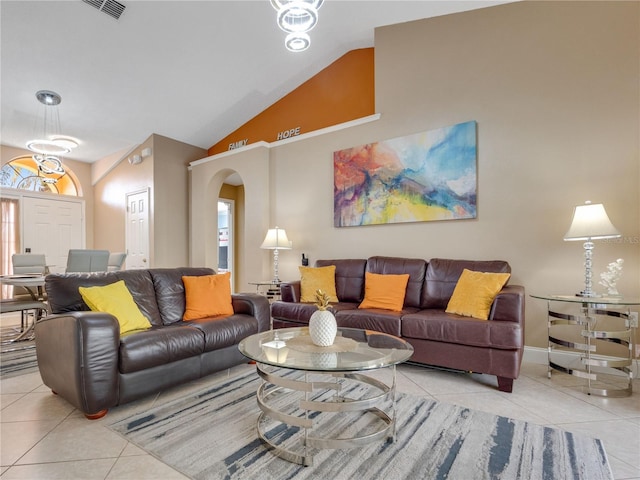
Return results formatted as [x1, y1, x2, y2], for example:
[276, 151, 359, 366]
[16, 419, 127, 464]
[0, 372, 43, 395]
[1, 459, 116, 479]
[105, 455, 190, 480]
[0, 360, 637, 480]
[0, 391, 75, 422]
[0, 420, 61, 466]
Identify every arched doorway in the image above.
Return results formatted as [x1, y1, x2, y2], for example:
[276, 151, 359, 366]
[218, 171, 244, 292]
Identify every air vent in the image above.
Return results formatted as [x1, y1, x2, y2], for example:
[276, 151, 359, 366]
[82, 0, 126, 20]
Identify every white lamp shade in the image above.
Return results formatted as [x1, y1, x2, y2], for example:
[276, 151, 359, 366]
[564, 202, 621, 241]
[261, 227, 292, 250]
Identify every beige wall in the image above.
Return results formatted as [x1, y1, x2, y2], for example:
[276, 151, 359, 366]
[370, 1, 640, 348]
[93, 134, 205, 267]
[152, 135, 206, 267]
[192, 1, 639, 350]
[189, 145, 271, 292]
[93, 138, 154, 257]
[1, 144, 95, 248]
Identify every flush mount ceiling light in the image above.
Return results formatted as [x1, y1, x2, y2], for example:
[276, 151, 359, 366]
[26, 90, 79, 175]
[271, 0, 324, 52]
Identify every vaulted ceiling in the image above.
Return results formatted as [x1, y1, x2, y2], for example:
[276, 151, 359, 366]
[1, 1, 507, 163]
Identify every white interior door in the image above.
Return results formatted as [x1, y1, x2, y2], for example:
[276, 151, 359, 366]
[22, 195, 84, 273]
[218, 199, 234, 290]
[126, 189, 150, 269]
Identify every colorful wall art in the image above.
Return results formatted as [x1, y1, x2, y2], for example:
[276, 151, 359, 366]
[334, 120, 477, 227]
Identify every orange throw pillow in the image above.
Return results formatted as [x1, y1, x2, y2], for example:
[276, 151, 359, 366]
[358, 272, 410, 312]
[182, 272, 234, 320]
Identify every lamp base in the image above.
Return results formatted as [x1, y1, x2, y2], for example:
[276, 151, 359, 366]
[575, 291, 600, 298]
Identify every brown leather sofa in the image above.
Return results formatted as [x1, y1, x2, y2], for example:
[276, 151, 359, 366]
[271, 257, 525, 392]
[36, 267, 270, 419]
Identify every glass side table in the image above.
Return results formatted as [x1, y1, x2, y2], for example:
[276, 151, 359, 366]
[531, 294, 639, 397]
[248, 281, 282, 302]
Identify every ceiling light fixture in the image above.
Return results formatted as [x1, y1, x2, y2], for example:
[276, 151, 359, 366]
[26, 90, 79, 176]
[34, 155, 65, 175]
[271, 0, 324, 52]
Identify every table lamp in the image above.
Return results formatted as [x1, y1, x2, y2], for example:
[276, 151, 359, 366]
[261, 226, 292, 283]
[564, 201, 621, 297]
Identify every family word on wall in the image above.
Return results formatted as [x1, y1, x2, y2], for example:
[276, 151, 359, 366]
[227, 126, 302, 151]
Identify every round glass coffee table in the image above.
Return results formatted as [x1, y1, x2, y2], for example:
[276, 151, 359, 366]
[238, 327, 414, 466]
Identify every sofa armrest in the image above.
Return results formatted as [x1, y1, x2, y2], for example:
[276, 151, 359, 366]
[231, 293, 271, 332]
[35, 312, 120, 416]
[280, 281, 301, 303]
[490, 285, 525, 325]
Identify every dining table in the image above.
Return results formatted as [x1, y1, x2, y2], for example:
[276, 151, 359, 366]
[1, 274, 47, 301]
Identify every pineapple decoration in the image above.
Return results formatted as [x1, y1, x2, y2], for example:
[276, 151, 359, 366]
[309, 289, 337, 347]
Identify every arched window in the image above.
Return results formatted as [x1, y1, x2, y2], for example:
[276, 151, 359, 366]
[0, 156, 80, 196]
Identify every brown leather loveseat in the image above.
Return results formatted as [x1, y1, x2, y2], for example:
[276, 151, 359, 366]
[36, 267, 270, 419]
[271, 257, 525, 392]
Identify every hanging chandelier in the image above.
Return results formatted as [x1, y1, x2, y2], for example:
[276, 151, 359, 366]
[26, 90, 79, 179]
[271, 0, 324, 52]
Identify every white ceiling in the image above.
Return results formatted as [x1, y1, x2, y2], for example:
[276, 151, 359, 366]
[1, 0, 507, 164]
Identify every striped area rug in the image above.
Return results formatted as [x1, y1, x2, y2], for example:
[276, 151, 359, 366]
[0, 339, 38, 378]
[108, 370, 613, 480]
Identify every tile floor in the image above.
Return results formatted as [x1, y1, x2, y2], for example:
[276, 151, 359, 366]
[1, 342, 638, 479]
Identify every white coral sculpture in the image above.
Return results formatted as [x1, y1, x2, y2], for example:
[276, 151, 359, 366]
[599, 258, 624, 296]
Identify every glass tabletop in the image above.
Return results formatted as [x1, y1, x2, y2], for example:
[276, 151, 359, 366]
[238, 327, 414, 372]
[530, 294, 640, 306]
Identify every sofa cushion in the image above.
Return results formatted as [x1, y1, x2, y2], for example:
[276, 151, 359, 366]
[185, 315, 260, 351]
[445, 269, 511, 320]
[271, 301, 357, 325]
[182, 273, 234, 320]
[336, 307, 420, 337]
[401, 309, 522, 350]
[299, 265, 338, 303]
[359, 272, 410, 311]
[421, 258, 511, 309]
[79, 280, 151, 334]
[46, 270, 165, 326]
[316, 259, 367, 302]
[365, 256, 426, 308]
[119, 324, 205, 373]
[149, 268, 216, 324]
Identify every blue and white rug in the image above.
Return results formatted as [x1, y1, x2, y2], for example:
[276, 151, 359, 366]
[108, 370, 613, 480]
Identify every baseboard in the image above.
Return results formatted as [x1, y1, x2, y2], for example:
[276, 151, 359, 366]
[523, 346, 639, 377]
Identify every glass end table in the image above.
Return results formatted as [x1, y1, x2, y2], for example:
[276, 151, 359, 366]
[531, 294, 639, 397]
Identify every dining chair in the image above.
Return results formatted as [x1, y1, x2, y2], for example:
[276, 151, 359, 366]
[12, 254, 46, 275]
[65, 249, 110, 273]
[10, 254, 47, 300]
[107, 252, 127, 271]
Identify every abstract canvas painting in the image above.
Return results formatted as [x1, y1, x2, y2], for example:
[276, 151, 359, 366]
[334, 120, 477, 227]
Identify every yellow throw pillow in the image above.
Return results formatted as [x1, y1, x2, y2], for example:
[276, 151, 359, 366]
[358, 272, 410, 312]
[79, 280, 151, 335]
[182, 272, 234, 320]
[446, 269, 511, 320]
[299, 265, 339, 303]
